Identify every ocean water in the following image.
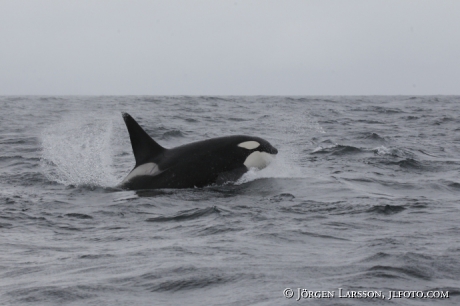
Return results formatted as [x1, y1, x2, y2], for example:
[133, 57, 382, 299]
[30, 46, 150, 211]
[1, 96, 459, 305]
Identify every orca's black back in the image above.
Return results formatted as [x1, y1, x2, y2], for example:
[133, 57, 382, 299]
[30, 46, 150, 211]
[120, 113, 277, 190]
[141, 136, 259, 189]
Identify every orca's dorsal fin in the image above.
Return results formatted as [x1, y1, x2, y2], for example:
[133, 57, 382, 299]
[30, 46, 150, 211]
[122, 113, 166, 166]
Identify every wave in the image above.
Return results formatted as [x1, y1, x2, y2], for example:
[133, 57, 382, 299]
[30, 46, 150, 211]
[6, 286, 95, 304]
[64, 213, 93, 219]
[195, 224, 244, 236]
[146, 272, 249, 292]
[138, 97, 163, 103]
[312, 144, 363, 155]
[145, 206, 220, 222]
[372, 146, 399, 156]
[357, 251, 460, 283]
[369, 147, 459, 172]
[367, 265, 433, 280]
[352, 106, 405, 114]
[199, 96, 233, 102]
[393, 158, 422, 169]
[360, 132, 386, 141]
[160, 129, 184, 139]
[367, 204, 406, 215]
[369, 157, 422, 170]
[433, 116, 457, 125]
[270, 193, 295, 202]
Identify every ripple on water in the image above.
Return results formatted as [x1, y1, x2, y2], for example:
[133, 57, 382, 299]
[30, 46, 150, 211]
[311, 144, 363, 156]
[367, 205, 406, 215]
[145, 206, 220, 222]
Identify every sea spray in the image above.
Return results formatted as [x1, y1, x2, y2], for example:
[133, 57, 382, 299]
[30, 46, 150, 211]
[40, 113, 124, 188]
[236, 153, 304, 185]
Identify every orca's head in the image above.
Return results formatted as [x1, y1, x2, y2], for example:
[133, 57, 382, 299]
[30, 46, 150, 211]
[237, 137, 278, 170]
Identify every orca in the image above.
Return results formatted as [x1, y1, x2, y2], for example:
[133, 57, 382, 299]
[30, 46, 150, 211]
[119, 113, 278, 190]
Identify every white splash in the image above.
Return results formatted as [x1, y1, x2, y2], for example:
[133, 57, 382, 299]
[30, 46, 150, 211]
[236, 153, 304, 185]
[373, 145, 392, 156]
[40, 113, 124, 188]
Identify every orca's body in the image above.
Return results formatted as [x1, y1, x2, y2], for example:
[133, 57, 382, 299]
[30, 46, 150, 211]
[119, 113, 278, 190]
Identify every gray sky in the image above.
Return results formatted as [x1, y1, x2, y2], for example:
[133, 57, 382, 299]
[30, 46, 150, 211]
[1, 0, 459, 95]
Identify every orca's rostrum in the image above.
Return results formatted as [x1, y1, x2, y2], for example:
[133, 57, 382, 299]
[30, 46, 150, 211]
[119, 113, 278, 190]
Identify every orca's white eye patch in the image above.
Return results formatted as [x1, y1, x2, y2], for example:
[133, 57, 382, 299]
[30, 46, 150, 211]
[238, 141, 260, 150]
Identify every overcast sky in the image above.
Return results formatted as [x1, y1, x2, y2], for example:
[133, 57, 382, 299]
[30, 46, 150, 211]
[1, 0, 459, 95]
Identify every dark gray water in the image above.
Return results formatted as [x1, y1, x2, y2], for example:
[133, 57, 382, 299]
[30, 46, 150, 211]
[1, 96, 459, 305]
